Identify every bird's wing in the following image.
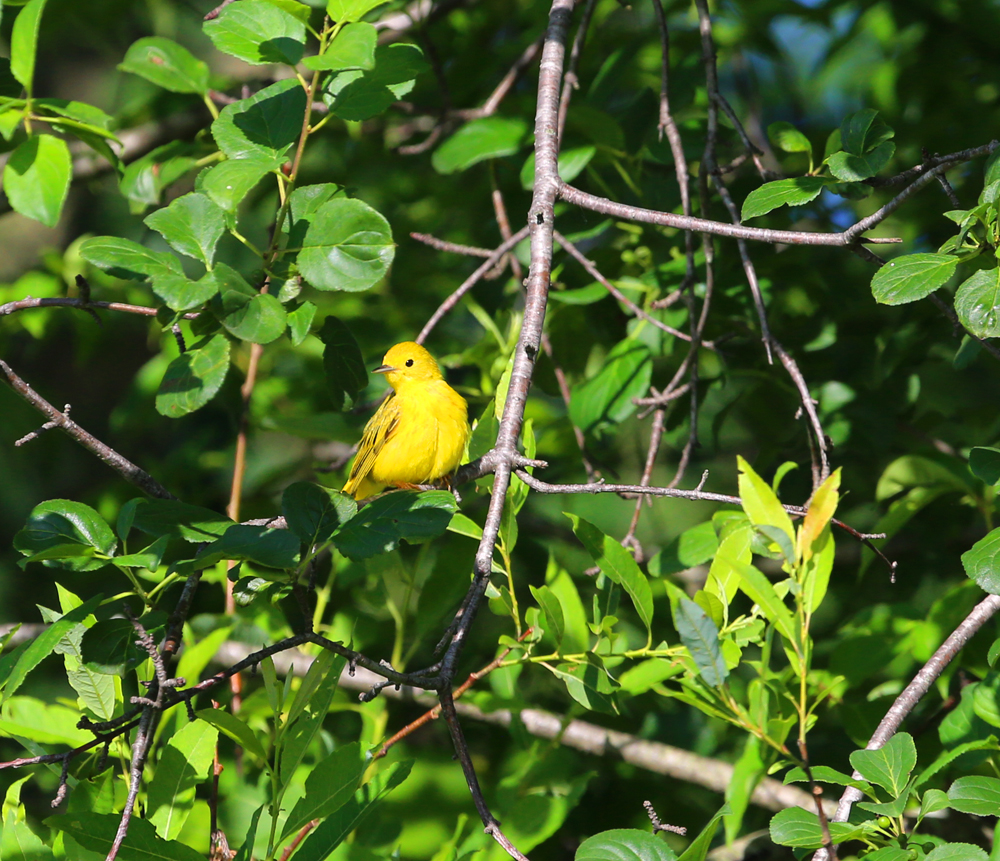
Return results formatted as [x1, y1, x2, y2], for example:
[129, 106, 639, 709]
[344, 394, 400, 493]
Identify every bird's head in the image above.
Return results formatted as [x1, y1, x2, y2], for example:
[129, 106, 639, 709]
[374, 342, 444, 388]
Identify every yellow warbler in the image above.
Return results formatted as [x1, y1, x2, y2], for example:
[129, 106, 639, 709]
[343, 342, 470, 501]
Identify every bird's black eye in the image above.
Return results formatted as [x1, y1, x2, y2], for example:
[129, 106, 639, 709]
[405, 358, 414, 367]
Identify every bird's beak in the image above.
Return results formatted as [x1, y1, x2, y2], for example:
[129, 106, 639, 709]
[373, 364, 394, 374]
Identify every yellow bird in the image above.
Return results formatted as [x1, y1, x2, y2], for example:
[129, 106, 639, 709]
[343, 342, 470, 501]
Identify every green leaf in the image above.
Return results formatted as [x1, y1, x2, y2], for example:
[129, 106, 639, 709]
[871, 253, 959, 305]
[849, 733, 917, 796]
[962, 528, 1000, 594]
[947, 776, 1000, 816]
[680, 804, 729, 861]
[955, 268, 1000, 338]
[155, 332, 231, 418]
[650, 522, 719, 578]
[304, 22, 375, 71]
[151, 272, 219, 313]
[80, 236, 183, 282]
[530, 584, 565, 647]
[840, 108, 894, 156]
[293, 760, 412, 861]
[918, 788, 951, 820]
[548, 283, 609, 305]
[204, 0, 306, 66]
[783, 765, 871, 791]
[925, 846, 989, 861]
[827, 140, 894, 181]
[147, 721, 219, 840]
[569, 340, 652, 433]
[768, 807, 866, 849]
[317, 315, 368, 409]
[233, 806, 263, 861]
[3, 134, 71, 227]
[520, 145, 596, 189]
[282, 482, 357, 545]
[0, 595, 102, 702]
[617, 658, 682, 695]
[327, 0, 387, 22]
[212, 78, 307, 167]
[550, 655, 620, 715]
[9, 0, 47, 92]
[675, 598, 728, 687]
[81, 616, 161, 676]
[323, 43, 428, 121]
[196, 525, 300, 570]
[740, 177, 830, 220]
[144, 192, 226, 266]
[970, 447, 1000, 486]
[119, 141, 200, 209]
[576, 829, 677, 861]
[47, 812, 205, 861]
[13, 500, 116, 572]
[198, 156, 272, 212]
[210, 263, 287, 344]
[130, 499, 233, 543]
[737, 456, 795, 547]
[280, 742, 365, 841]
[332, 490, 458, 559]
[195, 708, 268, 762]
[721, 553, 797, 645]
[568, 515, 653, 635]
[432, 116, 528, 174]
[297, 197, 395, 292]
[767, 121, 811, 155]
[281, 651, 346, 780]
[287, 300, 317, 345]
[118, 37, 209, 94]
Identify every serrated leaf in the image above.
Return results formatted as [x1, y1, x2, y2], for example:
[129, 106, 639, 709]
[850, 733, 916, 795]
[280, 742, 365, 841]
[199, 156, 272, 212]
[210, 263, 287, 344]
[947, 776, 1000, 816]
[196, 525, 300, 570]
[303, 22, 375, 72]
[323, 43, 427, 121]
[205, 0, 306, 66]
[871, 253, 959, 305]
[155, 332, 231, 418]
[144, 192, 225, 266]
[80, 236, 183, 281]
[840, 108, 894, 156]
[147, 721, 219, 840]
[9, 0, 47, 92]
[827, 141, 894, 181]
[212, 78, 306, 166]
[297, 197, 395, 292]
[326, 0, 387, 22]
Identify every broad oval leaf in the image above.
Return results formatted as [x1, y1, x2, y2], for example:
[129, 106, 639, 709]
[144, 192, 226, 266]
[80, 235, 182, 281]
[282, 482, 357, 545]
[13, 500, 116, 572]
[156, 332, 231, 418]
[827, 141, 894, 181]
[675, 598, 728, 687]
[569, 340, 652, 434]
[962, 528, 1000, 594]
[767, 121, 811, 154]
[849, 732, 916, 796]
[432, 116, 528, 174]
[947, 775, 1000, 816]
[576, 829, 677, 861]
[303, 22, 375, 72]
[212, 78, 307, 166]
[331, 490, 457, 559]
[210, 263, 287, 344]
[970, 447, 1000, 486]
[3, 133, 70, 227]
[204, 0, 306, 66]
[119, 37, 209, 94]
[871, 253, 958, 305]
[323, 43, 427, 121]
[954, 268, 1000, 338]
[297, 197, 395, 292]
